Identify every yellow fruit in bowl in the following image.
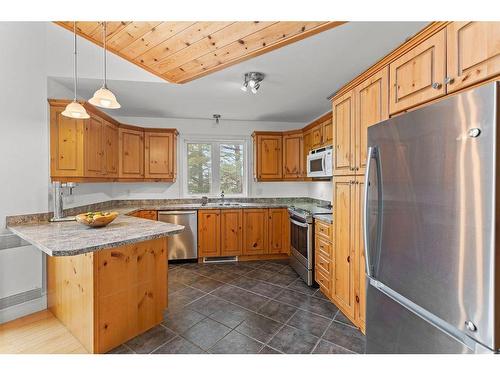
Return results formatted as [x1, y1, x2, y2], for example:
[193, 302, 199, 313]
[76, 211, 118, 228]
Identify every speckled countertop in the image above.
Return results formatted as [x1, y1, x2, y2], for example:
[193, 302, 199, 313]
[313, 213, 333, 224]
[8, 215, 184, 257]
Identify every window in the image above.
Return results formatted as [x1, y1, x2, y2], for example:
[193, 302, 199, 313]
[184, 140, 247, 197]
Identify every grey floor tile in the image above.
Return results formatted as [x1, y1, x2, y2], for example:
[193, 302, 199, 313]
[268, 325, 319, 354]
[235, 312, 283, 343]
[168, 280, 188, 295]
[209, 302, 252, 328]
[259, 346, 281, 354]
[333, 310, 357, 327]
[212, 284, 270, 311]
[163, 307, 206, 334]
[208, 270, 241, 283]
[278, 265, 299, 277]
[287, 309, 331, 337]
[275, 289, 310, 308]
[259, 262, 286, 273]
[169, 268, 201, 284]
[125, 325, 177, 354]
[187, 274, 225, 293]
[188, 294, 233, 315]
[209, 330, 263, 354]
[313, 288, 330, 301]
[182, 318, 232, 351]
[301, 295, 338, 319]
[107, 344, 134, 354]
[322, 321, 366, 354]
[286, 278, 319, 296]
[230, 276, 284, 298]
[168, 286, 206, 309]
[258, 300, 297, 323]
[152, 336, 205, 354]
[267, 272, 300, 287]
[245, 268, 275, 282]
[312, 339, 354, 354]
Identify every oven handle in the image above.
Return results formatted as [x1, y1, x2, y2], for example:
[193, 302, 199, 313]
[289, 218, 309, 228]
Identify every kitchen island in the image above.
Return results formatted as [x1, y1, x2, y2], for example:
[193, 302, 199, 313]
[8, 215, 183, 353]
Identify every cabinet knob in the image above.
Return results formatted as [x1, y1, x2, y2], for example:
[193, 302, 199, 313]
[444, 76, 454, 85]
[355, 295, 360, 303]
[432, 82, 442, 90]
[347, 255, 350, 263]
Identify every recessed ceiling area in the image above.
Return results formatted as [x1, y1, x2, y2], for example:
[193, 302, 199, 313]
[48, 22, 428, 122]
[55, 21, 343, 83]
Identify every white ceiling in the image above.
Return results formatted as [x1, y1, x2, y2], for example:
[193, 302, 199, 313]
[48, 21, 428, 123]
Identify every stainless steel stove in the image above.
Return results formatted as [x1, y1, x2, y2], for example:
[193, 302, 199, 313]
[288, 204, 332, 286]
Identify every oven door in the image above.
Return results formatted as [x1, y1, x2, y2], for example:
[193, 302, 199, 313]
[289, 217, 312, 269]
[307, 153, 325, 177]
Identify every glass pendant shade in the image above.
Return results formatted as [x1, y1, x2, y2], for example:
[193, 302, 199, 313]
[89, 87, 121, 109]
[62, 101, 90, 119]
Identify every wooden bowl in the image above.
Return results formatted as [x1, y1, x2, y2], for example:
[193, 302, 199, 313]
[75, 212, 119, 228]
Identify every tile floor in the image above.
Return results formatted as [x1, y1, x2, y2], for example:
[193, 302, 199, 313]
[108, 259, 366, 354]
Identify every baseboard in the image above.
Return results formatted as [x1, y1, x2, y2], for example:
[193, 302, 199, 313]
[0, 295, 47, 324]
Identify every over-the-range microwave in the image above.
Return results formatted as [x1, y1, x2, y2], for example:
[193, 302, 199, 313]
[307, 147, 333, 178]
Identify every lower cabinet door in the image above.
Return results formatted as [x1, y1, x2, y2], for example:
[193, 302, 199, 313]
[243, 209, 269, 255]
[198, 210, 221, 257]
[268, 208, 289, 254]
[221, 210, 242, 256]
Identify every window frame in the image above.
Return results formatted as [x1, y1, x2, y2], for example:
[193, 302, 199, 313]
[182, 136, 249, 198]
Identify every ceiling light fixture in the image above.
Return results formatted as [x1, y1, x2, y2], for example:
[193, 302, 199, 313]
[62, 22, 90, 119]
[89, 22, 121, 109]
[213, 114, 221, 125]
[241, 72, 265, 94]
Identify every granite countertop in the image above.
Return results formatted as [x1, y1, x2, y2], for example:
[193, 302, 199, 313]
[8, 215, 184, 257]
[313, 213, 333, 224]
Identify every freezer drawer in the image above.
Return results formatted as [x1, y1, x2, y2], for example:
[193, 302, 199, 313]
[366, 283, 494, 354]
[158, 211, 197, 260]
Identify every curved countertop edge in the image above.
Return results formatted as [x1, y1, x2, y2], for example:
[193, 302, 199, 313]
[313, 213, 333, 224]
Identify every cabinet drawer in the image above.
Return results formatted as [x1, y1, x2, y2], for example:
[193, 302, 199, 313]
[315, 220, 332, 240]
[315, 252, 331, 276]
[315, 268, 331, 296]
[316, 236, 332, 259]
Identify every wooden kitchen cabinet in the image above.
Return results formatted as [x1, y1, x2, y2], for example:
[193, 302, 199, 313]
[311, 124, 323, 149]
[332, 90, 355, 176]
[389, 29, 446, 114]
[144, 129, 177, 181]
[221, 209, 243, 256]
[322, 119, 333, 146]
[268, 208, 290, 255]
[198, 210, 221, 257]
[331, 176, 355, 320]
[119, 127, 144, 179]
[315, 219, 333, 297]
[242, 209, 269, 255]
[130, 210, 158, 221]
[446, 22, 500, 93]
[354, 67, 389, 174]
[282, 132, 304, 180]
[252, 132, 283, 181]
[84, 114, 104, 178]
[49, 102, 85, 179]
[103, 120, 119, 177]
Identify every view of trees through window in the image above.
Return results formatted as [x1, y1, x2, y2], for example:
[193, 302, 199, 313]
[186, 141, 245, 196]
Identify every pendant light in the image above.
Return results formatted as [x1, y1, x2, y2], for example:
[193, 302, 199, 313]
[89, 22, 121, 109]
[62, 22, 90, 119]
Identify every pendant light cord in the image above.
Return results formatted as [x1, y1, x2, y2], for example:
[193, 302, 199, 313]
[73, 21, 77, 102]
[103, 21, 107, 88]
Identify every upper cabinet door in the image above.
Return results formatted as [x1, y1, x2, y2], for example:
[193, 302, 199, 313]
[84, 115, 104, 177]
[332, 90, 355, 176]
[322, 119, 333, 146]
[144, 131, 175, 180]
[119, 127, 144, 178]
[446, 22, 500, 93]
[283, 133, 303, 180]
[103, 120, 119, 177]
[311, 124, 323, 149]
[255, 134, 282, 180]
[49, 105, 85, 178]
[389, 29, 446, 114]
[354, 67, 389, 174]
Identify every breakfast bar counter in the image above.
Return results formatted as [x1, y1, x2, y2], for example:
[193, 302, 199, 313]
[7, 215, 184, 354]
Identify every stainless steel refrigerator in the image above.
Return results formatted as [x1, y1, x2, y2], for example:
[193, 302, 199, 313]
[364, 82, 499, 354]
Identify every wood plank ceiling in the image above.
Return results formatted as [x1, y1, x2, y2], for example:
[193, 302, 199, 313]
[54, 21, 344, 84]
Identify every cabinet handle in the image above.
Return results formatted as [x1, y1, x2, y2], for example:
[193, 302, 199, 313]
[347, 255, 350, 263]
[432, 82, 442, 90]
[356, 295, 360, 303]
[444, 76, 454, 85]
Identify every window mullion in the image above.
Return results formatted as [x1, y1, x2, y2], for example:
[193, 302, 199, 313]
[212, 141, 220, 196]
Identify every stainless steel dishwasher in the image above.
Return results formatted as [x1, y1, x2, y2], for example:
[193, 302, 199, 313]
[158, 211, 197, 260]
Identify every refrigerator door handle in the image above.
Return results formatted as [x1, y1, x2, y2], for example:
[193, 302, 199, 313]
[364, 146, 376, 278]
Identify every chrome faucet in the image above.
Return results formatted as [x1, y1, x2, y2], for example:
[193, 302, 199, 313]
[220, 190, 225, 205]
[50, 181, 77, 222]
